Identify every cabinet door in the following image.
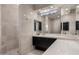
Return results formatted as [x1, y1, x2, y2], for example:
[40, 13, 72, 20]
[33, 37, 37, 45]
[33, 36, 57, 51]
[33, 37, 40, 46]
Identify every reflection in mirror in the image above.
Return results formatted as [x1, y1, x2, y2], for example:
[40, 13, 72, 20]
[39, 21, 42, 31]
[39, 8, 61, 34]
[34, 20, 42, 32]
[76, 21, 79, 30]
[34, 20, 36, 31]
[34, 4, 79, 35]
[63, 22, 69, 31]
[76, 5, 79, 35]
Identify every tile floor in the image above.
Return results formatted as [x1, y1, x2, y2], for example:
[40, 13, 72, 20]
[27, 49, 44, 55]
[0, 49, 44, 55]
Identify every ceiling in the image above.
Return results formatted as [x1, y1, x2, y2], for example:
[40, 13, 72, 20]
[33, 4, 77, 10]
[33, 4, 51, 10]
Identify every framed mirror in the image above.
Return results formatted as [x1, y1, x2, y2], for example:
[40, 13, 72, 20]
[76, 21, 79, 30]
[63, 22, 69, 31]
[34, 20, 42, 32]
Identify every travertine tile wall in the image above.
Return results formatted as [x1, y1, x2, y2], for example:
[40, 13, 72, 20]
[33, 11, 45, 34]
[0, 4, 78, 54]
[61, 13, 76, 35]
[19, 5, 34, 54]
[76, 7, 79, 35]
[48, 18, 61, 33]
[0, 4, 43, 54]
[1, 4, 19, 53]
[0, 5, 1, 53]
[18, 5, 46, 54]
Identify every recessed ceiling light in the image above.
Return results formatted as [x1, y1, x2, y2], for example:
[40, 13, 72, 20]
[30, 12, 33, 14]
[16, 4, 19, 6]
[24, 14, 26, 16]
[65, 8, 69, 11]
[38, 9, 41, 11]
[50, 6, 54, 8]
[46, 24, 48, 28]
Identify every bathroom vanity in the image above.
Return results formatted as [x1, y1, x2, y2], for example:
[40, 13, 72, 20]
[32, 36, 57, 51]
[32, 34, 79, 51]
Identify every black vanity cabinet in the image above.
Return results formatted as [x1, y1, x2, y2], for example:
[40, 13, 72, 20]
[32, 36, 57, 51]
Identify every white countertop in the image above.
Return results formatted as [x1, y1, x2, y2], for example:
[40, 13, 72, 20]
[43, 39, 79, 55]
[33, 34, 79, 55]
[33, 34, 79, 40]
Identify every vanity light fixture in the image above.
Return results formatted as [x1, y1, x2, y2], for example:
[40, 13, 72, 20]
[38, 5, 59, 16]
[39, 9, 58, 16]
